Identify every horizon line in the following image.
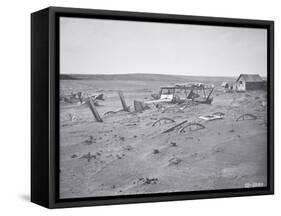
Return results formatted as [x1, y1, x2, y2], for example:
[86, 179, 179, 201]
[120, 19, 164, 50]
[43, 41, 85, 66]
[60, 72, 267, 78]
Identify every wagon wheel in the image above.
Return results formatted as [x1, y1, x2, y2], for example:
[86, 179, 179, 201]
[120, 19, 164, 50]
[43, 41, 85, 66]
[152, 117, 176, 127]
[178, 122, 205, 133]
[236, 113, 257, 121]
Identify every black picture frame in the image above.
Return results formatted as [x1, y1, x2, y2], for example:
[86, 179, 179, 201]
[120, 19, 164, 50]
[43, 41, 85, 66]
[31, 6, 274, 209]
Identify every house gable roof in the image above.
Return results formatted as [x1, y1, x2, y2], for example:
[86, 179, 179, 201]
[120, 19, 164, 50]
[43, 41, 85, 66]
[236, 74, 264, 82]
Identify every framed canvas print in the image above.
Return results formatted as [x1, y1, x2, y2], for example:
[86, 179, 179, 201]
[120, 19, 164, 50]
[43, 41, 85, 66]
[31, 7, 274, 208]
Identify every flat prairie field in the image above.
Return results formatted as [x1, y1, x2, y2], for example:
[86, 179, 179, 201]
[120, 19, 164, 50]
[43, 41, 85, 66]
[59, 75, 267, 199]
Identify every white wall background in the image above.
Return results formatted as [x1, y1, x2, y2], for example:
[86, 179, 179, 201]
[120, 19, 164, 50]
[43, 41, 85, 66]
[0, 0, 278, 215]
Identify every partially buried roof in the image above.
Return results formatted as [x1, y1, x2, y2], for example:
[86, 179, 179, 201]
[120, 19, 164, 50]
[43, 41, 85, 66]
[236, 74, 264, 82]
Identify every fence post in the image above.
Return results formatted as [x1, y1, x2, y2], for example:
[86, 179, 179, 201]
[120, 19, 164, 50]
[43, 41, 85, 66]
[118, 91, 129, 112]
[87, 98, 103, 122]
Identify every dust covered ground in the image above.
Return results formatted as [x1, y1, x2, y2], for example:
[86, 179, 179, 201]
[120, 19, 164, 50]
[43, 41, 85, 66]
[59, 75, 267, 199]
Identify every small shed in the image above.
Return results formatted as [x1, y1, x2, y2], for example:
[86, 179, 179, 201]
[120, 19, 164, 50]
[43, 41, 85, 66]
[235, 74, 265, 92]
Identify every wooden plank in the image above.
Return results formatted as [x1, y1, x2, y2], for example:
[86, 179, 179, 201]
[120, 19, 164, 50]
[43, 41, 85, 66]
[87, 98, 103, 122]
[118, 91, 129, 112]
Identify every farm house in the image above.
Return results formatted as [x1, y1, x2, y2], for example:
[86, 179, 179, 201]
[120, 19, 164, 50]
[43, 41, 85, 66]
[235, 74, 265, 92]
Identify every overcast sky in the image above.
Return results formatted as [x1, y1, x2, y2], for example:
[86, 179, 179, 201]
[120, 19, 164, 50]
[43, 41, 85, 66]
[60, 17, 267, 77]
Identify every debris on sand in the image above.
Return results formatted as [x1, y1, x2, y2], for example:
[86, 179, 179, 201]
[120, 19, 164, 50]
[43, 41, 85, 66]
[170, 142, 177, 147]
[116, 154, 125, 159]
[169, 157, 182, 165]
[199, 112, 225, 121]
[152, 117, 176, 127]
[138, 177, 159, 185]
[153, 149, 160, 154]
[84, 136, 94, 145]
[92, 93, 104, 101]
[68, 113, 78, 122]
[229, 129, 235, 133]
[119, 136, 125, 141]
[212, 146, 224, 154]
[80, 152, 96, 162]
[199, 115, 224, 121]
[236, 113, 257, 121]
[71, 154, 78, 159]
[212, 112, 225, 117]
[123, 145, 133, 151]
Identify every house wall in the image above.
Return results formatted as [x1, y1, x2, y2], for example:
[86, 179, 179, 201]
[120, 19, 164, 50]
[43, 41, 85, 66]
[245, 81, 266, 90]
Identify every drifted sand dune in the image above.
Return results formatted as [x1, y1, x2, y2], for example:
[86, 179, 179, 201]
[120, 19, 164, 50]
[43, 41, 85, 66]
[60, 76, 267, 199]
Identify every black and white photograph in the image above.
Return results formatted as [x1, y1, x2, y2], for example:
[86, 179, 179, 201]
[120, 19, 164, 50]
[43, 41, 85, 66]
[59, 17, 268, 199]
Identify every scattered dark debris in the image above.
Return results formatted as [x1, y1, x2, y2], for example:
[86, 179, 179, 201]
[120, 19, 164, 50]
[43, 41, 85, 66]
[116, 154, 125, 159]
[229, 129, 235, 133]
[123, 145, 133, 151]
[168, 157, 182, 165]
[138, 177, 159, 185]
[170, 142, 177, 147]
[212, 147, 224, 153]
[80, 152, 96, 162]
[71, 154, 78, 159]
[237, 134, 241, 138]
[112, 185, 116, 189]
[133, 135, 137, 138]
[126, 123, 137, 126]
[84, 136, 95, 145]
[236, 113, 257, 121]
[119, 136, 125, 141]
[153, 149, 160, 154]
